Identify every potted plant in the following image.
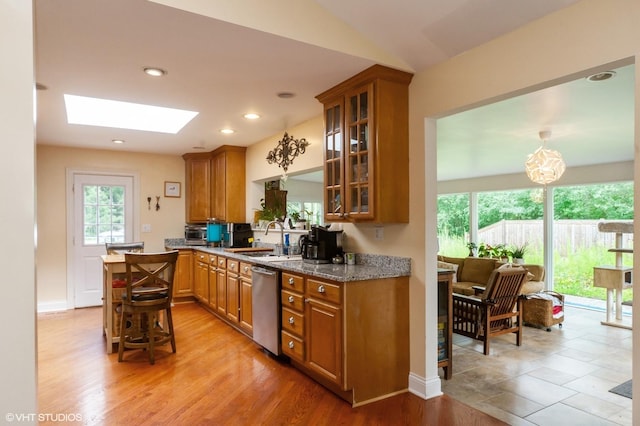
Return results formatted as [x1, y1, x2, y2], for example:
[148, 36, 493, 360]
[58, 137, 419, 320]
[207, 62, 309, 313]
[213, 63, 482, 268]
[511, 243, 528, 264]
[466, 242, 478, 257]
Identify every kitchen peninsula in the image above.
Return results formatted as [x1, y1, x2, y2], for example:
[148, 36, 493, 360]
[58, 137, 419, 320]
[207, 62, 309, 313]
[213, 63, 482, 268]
[162, 240, 411, 406]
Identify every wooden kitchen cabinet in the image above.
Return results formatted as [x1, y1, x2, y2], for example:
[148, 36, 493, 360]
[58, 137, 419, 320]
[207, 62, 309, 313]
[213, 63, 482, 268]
[210, 146, 246, 223]
[183, 153, 211, 223]
[226, 258, 240, 323]
[183, 145, 246, 223]
[193, 251, 209, 303]
[216, 257, 227, 316]
[306, 279, 343, 385]
[280, 271, 409, 406]
[173, 249, 193, 299]
[207, 254, 218, 310]
[239, 262, 253, 334]
[316, 64, 413, 223]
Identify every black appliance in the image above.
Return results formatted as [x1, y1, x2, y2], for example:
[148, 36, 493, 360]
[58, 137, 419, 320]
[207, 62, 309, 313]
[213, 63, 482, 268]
[299, 225, 343, 264]
[226, 223, 253, 248]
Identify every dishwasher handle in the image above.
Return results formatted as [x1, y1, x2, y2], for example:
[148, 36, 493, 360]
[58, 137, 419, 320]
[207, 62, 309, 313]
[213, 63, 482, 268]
[251, 266, 277, 276]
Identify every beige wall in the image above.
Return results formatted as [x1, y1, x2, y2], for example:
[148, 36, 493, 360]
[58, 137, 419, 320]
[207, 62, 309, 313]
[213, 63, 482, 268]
[36, 145, 185, 310]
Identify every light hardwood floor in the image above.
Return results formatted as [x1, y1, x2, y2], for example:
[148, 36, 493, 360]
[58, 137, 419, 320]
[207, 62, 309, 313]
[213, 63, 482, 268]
[38, 303, 506, 425]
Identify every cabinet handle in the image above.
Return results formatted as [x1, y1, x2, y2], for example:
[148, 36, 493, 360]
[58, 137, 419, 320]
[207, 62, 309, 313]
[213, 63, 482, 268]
[288, 316, 295, 324]
[288, 296, 294, 303]
[244, 266, 249, 272]
[317, 285, 325, 293]
[288, 277, 295, 285]
[288, 341, 295, 349]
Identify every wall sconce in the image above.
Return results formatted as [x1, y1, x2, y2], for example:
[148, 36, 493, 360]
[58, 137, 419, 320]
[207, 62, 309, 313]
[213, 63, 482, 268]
[266, 132, 309, 177]
[525, 130, 566, 185]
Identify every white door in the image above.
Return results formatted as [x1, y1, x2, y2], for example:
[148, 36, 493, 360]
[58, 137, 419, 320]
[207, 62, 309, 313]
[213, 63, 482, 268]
[71, 173, 134, 307]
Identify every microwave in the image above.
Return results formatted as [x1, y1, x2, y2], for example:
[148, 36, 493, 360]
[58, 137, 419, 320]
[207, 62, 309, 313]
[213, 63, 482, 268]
[184, 224, 207, 245]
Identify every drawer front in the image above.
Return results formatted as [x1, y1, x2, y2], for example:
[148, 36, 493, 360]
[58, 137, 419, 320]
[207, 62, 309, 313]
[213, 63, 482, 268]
[281, 289, 304, 312]
[306, 279, 341, 305]
[281, 330, 304, 362]
[239, 262, 252, 278]
[281, 307, 304, 337]
[227, 259, 239, 274]
[208, 255, 217, 265]
[217, 257, 227, 269]
[196, 252, 208, 263]
[282, 272, 304, 293]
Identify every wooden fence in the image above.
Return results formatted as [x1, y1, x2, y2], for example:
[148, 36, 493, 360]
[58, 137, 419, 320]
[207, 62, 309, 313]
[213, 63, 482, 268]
[475, 220, 633, 256]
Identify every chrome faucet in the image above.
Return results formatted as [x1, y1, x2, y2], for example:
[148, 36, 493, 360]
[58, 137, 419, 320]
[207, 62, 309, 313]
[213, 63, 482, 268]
[264, 220, 284, 254]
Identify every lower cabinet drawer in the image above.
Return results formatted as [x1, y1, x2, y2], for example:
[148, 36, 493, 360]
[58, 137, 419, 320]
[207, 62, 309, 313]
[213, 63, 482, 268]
[282, 307, 304, 336]
[281, 290, 304, 312]
[281, 330, 304, 362]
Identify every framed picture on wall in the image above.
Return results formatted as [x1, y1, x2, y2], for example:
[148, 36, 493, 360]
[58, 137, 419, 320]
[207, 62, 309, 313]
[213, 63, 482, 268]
[164, 181, 181, 198]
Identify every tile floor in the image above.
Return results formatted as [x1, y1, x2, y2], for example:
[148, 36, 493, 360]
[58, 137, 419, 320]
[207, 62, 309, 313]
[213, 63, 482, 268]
[441, 297, 633, 425]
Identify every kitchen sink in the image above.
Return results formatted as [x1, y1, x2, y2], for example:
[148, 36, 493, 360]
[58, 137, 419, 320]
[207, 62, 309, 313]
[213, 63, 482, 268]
[243, 252, 302, 262]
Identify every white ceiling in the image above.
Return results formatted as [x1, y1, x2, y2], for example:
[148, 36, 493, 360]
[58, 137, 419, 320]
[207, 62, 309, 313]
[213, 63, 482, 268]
[34, 0, 633, 182]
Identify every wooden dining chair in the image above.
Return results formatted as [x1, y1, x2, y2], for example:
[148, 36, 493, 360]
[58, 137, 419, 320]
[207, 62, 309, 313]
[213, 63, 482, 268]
[118, 250, 179, 364]
[105, 241, 145, 255]
[452, 267, 528, 355]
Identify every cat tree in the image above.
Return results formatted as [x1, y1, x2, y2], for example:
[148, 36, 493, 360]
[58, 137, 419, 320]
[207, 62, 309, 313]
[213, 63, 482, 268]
[593, 221, 633, 329]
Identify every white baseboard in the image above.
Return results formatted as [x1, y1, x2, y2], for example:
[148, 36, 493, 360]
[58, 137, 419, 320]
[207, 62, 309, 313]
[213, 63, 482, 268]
[408, 372, 443, 400]
[37, 300, 69, 313]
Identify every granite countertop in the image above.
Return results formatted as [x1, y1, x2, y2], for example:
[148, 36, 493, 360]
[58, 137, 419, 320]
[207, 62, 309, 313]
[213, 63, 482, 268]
[164, 239, 411, 283]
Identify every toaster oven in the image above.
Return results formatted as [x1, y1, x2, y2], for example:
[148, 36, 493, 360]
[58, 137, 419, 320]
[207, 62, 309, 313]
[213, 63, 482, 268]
[184, 224, 207, 245]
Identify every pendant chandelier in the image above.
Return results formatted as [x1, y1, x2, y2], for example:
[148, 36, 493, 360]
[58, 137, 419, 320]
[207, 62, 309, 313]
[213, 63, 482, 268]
[266, 132, 309, 178]
[525, 130, 566, 185]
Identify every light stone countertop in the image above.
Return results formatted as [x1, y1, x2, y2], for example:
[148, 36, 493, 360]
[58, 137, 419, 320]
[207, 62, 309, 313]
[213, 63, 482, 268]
[164, 239, 411, 282]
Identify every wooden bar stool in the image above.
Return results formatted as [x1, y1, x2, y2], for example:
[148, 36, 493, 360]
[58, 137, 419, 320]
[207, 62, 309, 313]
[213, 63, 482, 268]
[118, 251, 179, 364]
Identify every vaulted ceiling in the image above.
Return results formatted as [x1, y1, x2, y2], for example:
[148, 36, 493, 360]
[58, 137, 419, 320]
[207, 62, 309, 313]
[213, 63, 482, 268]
[35, 0, 632, 182]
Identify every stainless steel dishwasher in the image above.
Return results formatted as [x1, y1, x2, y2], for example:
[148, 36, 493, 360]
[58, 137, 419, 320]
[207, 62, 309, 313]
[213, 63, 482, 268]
[251, 265, 282, 355]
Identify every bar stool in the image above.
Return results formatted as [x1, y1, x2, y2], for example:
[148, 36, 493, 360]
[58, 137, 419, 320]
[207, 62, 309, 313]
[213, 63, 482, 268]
[105, 241, 145, 255]
[118, 251, 179, 364]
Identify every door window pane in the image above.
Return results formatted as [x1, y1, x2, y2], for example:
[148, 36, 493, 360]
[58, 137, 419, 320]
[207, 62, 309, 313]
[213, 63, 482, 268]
[83, 184, 126, 245]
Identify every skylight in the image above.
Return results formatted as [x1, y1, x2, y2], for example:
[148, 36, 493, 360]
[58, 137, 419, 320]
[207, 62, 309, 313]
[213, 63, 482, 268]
[64, 94, 198, 134]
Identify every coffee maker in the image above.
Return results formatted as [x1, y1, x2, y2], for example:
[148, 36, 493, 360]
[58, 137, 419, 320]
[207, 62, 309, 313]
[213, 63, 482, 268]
[299, 225, 343, 264]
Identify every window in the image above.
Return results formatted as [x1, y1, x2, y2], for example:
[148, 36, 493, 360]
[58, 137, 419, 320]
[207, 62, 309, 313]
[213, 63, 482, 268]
[83, 185, 126, 245]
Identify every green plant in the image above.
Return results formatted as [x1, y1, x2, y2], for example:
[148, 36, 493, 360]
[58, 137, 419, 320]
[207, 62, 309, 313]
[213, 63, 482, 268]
[289, 209, 301, 222]
[511, 243, 528, 259]
[257, 198, 280, 221]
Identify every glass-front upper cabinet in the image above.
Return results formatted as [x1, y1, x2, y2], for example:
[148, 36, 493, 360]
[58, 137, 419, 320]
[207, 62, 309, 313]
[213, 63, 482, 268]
[324, 99, 343, 220]
[316, 65, 413, 223]
[345, 84, 374, 220]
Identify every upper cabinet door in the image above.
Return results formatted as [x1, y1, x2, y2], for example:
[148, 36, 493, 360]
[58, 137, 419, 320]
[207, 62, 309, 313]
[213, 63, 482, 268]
[183, 153, 211, 223]
[345, 83, 374, 220]
[316, 65, 413, 224]
[323, 99, 344, 221]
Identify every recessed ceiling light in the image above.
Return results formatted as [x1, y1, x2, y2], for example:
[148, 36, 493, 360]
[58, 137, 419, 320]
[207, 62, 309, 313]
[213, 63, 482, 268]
[586, 71, 616, 82]
[243, 113, 260, 120]
[64, 94, 198, 134]
[277, 92, 295, 99]
[220, 128, 235, 134]
[143, 67, 167, 77]
[112, 139, 125, 144]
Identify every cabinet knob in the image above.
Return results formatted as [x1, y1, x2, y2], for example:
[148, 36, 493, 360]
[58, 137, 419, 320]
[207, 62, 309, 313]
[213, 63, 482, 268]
[288, 316, 295, 324]
[288, 277, 295, 285]
[288, 296, 294, 303]
[317, 285, 325, 293]
[243, 266, 249, 272]
[288, 341, 295, 349]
